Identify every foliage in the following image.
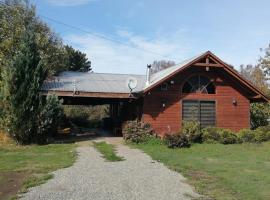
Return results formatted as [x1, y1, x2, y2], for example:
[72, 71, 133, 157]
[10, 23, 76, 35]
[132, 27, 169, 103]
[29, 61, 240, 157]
[0, 0, 67, 76]
[201, 127, 221, 143]
[132, 140, 270, 200]
[63, 105, 109, 128]
[254, 129, 270, 143]
[217, 129, 238, 144]
[182, 121, 201, 143]
[238, 128, 270, 143]
[202, 127, 238, 144]
[93, 142, 124, 162]
[240, 55, 270, 130]
[259, 43, 270, 76]
[36, 95, 64, 144]
[164, 133, 190, 148]
[122, 121, 155, 143]
[238, 129, 256, 143]
[240, 64, 269, 96]
[65, 45, 91, 72]
[150, 60, 175, 74]
[250, 103, 270, 129]
[0, 24, 46, 144]
[256, 125, 270, 132]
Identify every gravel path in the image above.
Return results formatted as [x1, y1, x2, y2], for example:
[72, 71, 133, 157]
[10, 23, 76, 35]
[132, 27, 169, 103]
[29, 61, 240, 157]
[21, 139, 199, 200]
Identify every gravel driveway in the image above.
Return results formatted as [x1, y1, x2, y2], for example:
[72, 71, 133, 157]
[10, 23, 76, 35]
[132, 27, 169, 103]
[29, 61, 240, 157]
[21, 138, 199, 200]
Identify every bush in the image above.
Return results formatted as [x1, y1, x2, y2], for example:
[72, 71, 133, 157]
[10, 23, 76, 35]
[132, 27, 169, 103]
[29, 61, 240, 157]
[218, 129, 238, 144]
[202, 127, 221, 143]
[164, 133, 190, 148]
[202, 127, 238, 144]
[238, 129, 256, 143]
[256, 125, 270, 133]
[254, 129, 270, 142]
[182, 121, 201, 143]
[122, 121, 155, 143]
[36, 95, 64, 144]
[250, 103, 270, 129]
[63, 105, 109, 128]
[238, 128, 270, 143]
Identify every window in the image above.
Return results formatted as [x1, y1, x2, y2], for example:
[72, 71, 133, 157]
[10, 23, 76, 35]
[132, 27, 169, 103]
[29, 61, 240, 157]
[182, 100, 216, 128]
[161, 83, 168, 91]
[182, 75, 215, 94]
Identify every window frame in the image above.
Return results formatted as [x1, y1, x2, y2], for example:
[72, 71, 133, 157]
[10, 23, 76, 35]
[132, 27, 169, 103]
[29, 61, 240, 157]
[181, 74, 215, 94]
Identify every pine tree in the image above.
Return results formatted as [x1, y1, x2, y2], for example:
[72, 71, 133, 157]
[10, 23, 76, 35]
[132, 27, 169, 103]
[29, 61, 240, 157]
[1, 23, 47, 144]
[65, 45, 91, 72]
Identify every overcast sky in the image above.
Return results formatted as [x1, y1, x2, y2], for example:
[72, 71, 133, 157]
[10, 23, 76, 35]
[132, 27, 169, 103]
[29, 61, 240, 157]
[33, 0, 270, 74]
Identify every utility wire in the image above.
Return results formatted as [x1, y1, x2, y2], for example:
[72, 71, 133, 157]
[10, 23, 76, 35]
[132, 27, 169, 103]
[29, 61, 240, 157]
[0, 1, 177, 61]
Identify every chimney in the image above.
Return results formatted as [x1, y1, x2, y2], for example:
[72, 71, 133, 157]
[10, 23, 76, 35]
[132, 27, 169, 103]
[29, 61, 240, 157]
[146, 64, 151, 85]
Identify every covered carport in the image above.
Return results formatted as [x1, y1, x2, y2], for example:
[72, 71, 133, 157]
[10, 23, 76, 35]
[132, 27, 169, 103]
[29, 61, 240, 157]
[41, 71, 146, 135]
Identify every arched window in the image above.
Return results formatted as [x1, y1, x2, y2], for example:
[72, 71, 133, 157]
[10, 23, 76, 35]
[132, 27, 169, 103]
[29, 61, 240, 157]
[182, 75, 215, 94]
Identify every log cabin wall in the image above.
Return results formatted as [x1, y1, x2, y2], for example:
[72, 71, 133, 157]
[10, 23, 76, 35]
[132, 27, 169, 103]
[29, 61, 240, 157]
[142, 66, 251, 137]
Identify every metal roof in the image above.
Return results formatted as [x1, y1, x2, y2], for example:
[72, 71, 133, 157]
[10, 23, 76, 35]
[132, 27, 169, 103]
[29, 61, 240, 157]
[145, 52, 206, 90]
[42, 53, 206, 94]
[42, 72, 146, 94]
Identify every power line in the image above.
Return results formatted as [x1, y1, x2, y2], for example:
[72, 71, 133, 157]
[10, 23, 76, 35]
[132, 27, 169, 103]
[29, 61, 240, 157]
[0, 1, 177, 61]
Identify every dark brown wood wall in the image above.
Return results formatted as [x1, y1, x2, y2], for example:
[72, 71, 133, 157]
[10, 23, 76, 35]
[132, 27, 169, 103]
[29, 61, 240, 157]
[142, 66, 251, 136]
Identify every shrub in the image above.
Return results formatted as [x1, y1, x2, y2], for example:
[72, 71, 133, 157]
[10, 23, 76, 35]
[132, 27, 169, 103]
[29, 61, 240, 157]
[202, 127, 238, 144]
[122, 121, 154, 143]
[201, 127, 221, 143]
[63, 105, 109, 128]
[36, 95, 64, 144]
[254, 129, 270, 142]
[250, 103, 270, 129]
[256, 125, 270, 133]
[238, 129, 256, 143]
[164, 133, 190, 148]
[182, 121, 201, 143]
[218, 129, 238, 144]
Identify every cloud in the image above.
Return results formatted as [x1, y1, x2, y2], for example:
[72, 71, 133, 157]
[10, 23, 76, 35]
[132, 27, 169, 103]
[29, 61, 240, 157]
[64, 30, 191, 74]
[46, 0, 96, 6]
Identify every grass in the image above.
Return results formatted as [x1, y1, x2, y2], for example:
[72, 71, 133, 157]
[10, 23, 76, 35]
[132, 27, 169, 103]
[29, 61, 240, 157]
[0, 142, 76, 199]
[131, 139, 270, 200]
[93, 141, 124, 162]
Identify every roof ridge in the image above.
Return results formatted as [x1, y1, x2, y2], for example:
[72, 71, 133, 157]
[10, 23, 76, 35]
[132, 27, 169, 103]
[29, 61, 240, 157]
[61, 71, 145, 76]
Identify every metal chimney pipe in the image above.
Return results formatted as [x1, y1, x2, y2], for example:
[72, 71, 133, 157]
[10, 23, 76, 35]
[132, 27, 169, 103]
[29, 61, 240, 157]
[146, 64, 151, 85]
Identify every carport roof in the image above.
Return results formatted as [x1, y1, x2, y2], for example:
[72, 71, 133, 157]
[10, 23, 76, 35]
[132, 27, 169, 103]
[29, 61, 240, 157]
[42, 71, 146, 94]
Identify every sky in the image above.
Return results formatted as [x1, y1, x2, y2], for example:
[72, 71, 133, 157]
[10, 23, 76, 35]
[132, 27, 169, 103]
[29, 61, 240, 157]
[32, 0, 270, 75]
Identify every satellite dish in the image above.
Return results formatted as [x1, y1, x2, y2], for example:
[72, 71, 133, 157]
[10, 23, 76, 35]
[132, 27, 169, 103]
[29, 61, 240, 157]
[126, 77, 138, 92]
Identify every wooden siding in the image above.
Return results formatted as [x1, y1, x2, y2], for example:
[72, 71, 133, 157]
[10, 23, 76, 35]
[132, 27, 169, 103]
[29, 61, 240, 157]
[142, 67, 251, 136]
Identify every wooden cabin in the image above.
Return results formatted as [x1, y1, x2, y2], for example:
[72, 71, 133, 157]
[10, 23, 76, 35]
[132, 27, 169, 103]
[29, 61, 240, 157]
[42, 51, 268, 136]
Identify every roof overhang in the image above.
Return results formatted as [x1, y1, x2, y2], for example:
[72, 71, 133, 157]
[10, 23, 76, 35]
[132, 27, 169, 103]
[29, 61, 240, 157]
[41, 90, 138, 99]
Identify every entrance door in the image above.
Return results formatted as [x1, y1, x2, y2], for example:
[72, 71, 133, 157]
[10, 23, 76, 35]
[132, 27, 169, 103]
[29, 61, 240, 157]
[182, 100, 216, 128]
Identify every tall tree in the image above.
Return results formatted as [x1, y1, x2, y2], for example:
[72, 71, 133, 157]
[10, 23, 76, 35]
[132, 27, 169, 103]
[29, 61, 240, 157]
[240, 52, 270, 129]
[65, 45, 92, 72]
[240, 64, 270, 96]
[259, 44, 270, 76]
[0, 0, 67, 76]
[1, 23, 47, 144]
[150, 60, 175, 74]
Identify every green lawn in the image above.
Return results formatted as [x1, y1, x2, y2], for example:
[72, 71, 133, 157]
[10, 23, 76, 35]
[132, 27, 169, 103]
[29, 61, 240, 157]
[93, 141, 124, 162]
[0, 142, 76, 200]
[132, 139, 270, 200]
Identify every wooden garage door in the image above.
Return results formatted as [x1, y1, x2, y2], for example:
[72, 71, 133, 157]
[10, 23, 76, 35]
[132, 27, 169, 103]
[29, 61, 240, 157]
[182, 100, 216, 128]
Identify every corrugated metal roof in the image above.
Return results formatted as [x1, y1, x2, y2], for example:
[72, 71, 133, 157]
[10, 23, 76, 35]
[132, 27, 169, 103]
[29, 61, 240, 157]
[145, 52, 206, 90]
[42, 52, 206, 94]
[42, 72, 146, 94]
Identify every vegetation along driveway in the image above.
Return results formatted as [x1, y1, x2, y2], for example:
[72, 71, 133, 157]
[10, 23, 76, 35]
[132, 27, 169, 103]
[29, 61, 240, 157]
[21, 138, 199, 200]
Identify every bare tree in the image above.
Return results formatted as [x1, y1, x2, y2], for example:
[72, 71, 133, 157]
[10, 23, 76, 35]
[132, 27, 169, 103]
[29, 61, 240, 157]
[150, 60, 175, 75]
